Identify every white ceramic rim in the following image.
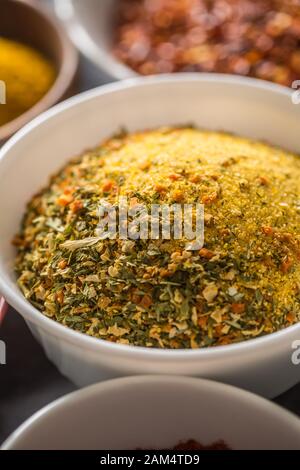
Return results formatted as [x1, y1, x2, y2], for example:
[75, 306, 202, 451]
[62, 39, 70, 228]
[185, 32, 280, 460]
[54, 0, 137, 80]
[0, 73, 299, 360]
[2, 375, 300, 450]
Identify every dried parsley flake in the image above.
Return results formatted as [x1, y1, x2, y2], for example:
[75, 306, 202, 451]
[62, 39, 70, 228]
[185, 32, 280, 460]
[14, 127, 300, 348]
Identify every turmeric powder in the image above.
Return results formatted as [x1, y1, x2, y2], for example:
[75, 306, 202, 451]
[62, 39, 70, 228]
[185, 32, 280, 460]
[0, 37, 56, 126]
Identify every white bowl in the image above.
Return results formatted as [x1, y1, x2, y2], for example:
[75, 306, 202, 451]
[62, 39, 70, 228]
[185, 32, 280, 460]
[2, 376, 300, 450]
[54, 0, 136, 80]
[0, 75, 300, 397]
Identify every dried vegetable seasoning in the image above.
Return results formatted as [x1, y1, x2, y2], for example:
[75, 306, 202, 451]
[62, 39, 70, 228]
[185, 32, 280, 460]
[14, 128, 300, 348]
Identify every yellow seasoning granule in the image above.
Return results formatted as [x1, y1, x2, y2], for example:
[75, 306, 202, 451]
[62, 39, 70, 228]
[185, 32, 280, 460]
[14, 128, 300, 349]
[0, 37, 56, 126]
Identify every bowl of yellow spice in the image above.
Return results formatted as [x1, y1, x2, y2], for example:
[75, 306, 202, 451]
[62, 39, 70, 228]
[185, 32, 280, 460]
[0, 74, 300, 398]
[0, 0, 78, 143]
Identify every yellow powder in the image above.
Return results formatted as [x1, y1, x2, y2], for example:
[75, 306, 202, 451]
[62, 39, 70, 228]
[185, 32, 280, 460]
[0, 37, 56, 126]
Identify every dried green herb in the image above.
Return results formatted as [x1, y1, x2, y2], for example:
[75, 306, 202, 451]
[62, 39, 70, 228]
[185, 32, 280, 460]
[14, 127, 300, 348]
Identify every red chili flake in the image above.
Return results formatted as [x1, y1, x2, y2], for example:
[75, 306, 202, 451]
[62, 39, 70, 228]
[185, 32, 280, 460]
[102, 180, 115, 192]
[113, 0, 300, 86]
[140, 294, 153, 308]
[57, 194, 73, 207]
[199, 248, 215, 259]
[286, 312, 295, 323]
[168, 173, 181, 181]
[70, 200, 83, 213]
[231, 303, 246, 314]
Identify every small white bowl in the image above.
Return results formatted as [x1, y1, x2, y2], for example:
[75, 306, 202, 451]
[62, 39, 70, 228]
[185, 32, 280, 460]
[54, 0, 136, 80]
[2, 376, 300, 450]
[0, 75, 300, 397]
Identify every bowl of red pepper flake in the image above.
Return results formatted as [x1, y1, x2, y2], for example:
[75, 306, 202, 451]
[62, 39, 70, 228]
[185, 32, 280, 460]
[56, 0, 300, 85]
[2, 376, 300, 450]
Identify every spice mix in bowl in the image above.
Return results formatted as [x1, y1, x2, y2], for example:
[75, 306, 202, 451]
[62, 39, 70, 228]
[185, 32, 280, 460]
[1, 75, 300, 394]
[0, 0, 78, 142]
[0, 37, 56, 127]
[112, 0, 300, 85]
[14, 127, 300, 349]
[57, 0, 300, 83]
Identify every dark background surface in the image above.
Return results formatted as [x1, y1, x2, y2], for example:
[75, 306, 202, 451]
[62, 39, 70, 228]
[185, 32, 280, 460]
[1, 0, 300, 447]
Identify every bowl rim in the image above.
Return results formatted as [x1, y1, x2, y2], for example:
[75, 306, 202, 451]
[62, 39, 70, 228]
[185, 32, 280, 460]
[0, 73, 299, 359]
[0, 0, 79, 143]
[2, 375, 300, 450]
[54, 0, 137, 80]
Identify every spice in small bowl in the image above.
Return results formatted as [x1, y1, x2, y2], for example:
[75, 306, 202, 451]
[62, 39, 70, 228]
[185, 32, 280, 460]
[0, 0, 78, 143]
[0, 37, 56, 127]
[112, 0, 300, 86]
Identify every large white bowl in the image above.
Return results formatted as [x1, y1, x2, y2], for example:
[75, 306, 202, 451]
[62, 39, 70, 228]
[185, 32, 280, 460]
[2, 376, 300, 450]
[0, 75, 300, 396]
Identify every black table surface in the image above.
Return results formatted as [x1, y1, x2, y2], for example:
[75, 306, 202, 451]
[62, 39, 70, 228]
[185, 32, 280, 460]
[1, 7, 300, 446]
